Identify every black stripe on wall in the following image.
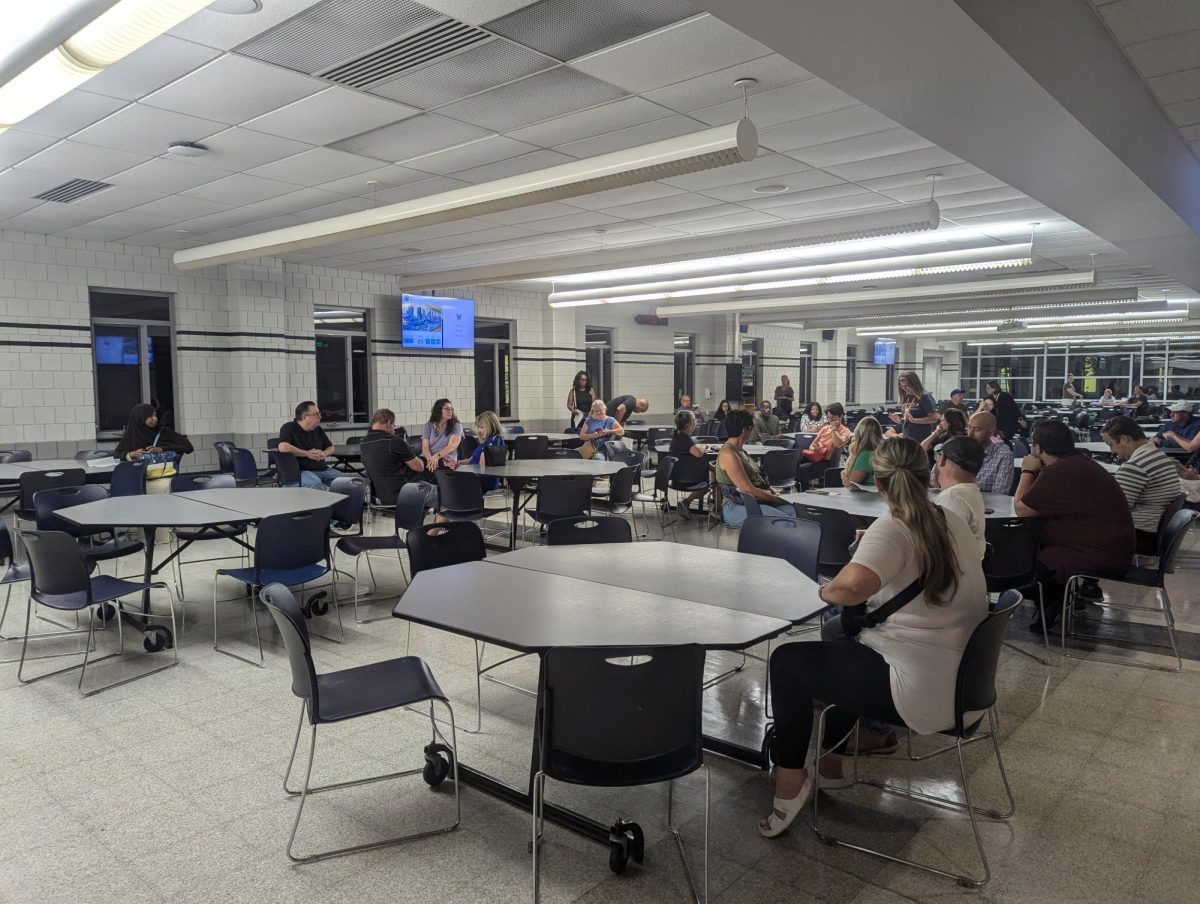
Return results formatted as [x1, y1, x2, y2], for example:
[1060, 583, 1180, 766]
[177, 329, 298, 340]
[177, 345, 315, 355]
[0, 321, 91, 333]
[0, 340, 91, 349]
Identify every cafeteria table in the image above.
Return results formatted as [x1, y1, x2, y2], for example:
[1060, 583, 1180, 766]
[782, 485, 1017, 519]
[455, 458, 625, 549]
[261, 445, 363, 473]
[392, 552, 807, 856]
[0, 457, 117, 483]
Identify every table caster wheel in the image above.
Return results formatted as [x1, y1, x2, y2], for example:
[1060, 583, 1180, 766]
[143, 627, 172, 653]
[423, 753, 450, 787]
[302, 591, 329, 618]
[96, 603, 117, 623]
[607, 819, 642, 874]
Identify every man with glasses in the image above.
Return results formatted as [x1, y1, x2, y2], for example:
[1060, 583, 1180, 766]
[278, 400, 340, 489]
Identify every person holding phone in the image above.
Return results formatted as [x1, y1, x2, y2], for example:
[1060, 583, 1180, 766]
[580, 399, 624, 460]
[115, 402, 194, 462]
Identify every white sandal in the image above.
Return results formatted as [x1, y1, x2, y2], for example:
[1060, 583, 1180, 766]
[758, 775, 814, 838]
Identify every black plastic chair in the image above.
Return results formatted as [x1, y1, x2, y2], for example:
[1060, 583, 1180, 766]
[667, 452, 709, 520]
[513, 435, 549, 461]
[530, 475, 593, 543]
[33, 485, 145, 568]
[761, 449, 801, 492]
[434, 469, 507, 525]
[272, 450, 302, 488]
[71, 450, 105, 463]
[17, 468, 84, 523]
[16, 529, 177, 695]
[232, 448, 259, 487]
[541, 448, 581, 459]
[0, 450, 33, 463]
[983, 518, 1048, 664]
[214, 510, 341, 665]
[792, 505, 857, 579]
[1062, 509, 1198, 672]
[329, 475, 367, 535]
[822, 467, 844, 488]
[737, 516, 821, 580]
[533, 645, 709, 902]
[109, 460, 147, 497]
[813, 592, 1019, 888]
[634, 456, 676, 540]
[792, 434, 815, 452]
[167, 473, 243, 606]
[213, 441, 237, 474]
[547, 516, 633, 545]
[258, 583, 459, 863]
[590, 466, 638, 536]
[0, 520, 35, 657]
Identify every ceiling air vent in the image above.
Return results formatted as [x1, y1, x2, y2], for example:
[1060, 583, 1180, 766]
[319, 19, 490, 89]
[33, 179, 113, 203]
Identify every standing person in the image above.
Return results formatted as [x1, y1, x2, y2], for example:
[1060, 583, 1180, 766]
[1063, 374, 1083, 401]
[932, 436, 987, 559]
[711, 399, 734, 439]
[965, 411, 1015, 495]
[606, 394, 649, 426]
[887, 371, 938, 444]
[985, 380, 1025, 440]
[669, 409, 712, 519]
[358, 408, 428, 506]
[1154, 401, 1200, 451]
[467, 410, 508, 493]
[799, 402, 826, 433]
[580, 400, 624, 460]
[842, 416, 883, 486]
[566, 370, 595, 431]
[115, 402, 194, 462]
[1101, 416, 1182, 556]
[751, 400, 781, 442]
[942, 388, 968, 417]
[278, 401, 340, 489]
[1013, 419, 1134, 631]
[714, 409, 797, 527]
[422, 399, 464, 471]
[758, 436, 986, 836]
[774, 374, 795, 417]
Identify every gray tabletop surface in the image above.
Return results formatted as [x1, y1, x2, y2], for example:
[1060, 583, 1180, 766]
[392, 561, 789, 652]
[54, 493, 251, 528]
[653, 441, 773, 457]
[619, 424, 678, 436]
[456, 459, 625, 479]
[1015, 456, 1119, 473]
[0, 459, 108, 481]
[783, 486, 1017, 519]
[173, 487, 341, 519]
[491, 544, 825, 624]
[507, 432, 582, 442]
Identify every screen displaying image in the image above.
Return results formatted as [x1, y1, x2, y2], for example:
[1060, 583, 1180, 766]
[401, 294, 475, 349]
[873, 338, 896, 365]
[95, 335, 140, 365]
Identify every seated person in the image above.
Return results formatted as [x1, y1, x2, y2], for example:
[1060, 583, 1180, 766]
[580, 399, 624, 460]
[965, 411, 1014, 494]
[759, 437, 986, 837]
[714, 409, 797, 527]
[1154, 401, 1200, 452]
[358, 408, 428, 506]
[669, 409, 712, 519]
[1099, 388, 1121, 407]
[115, 402, 194, 462]
[422, 399, 463, 470]
[1014, 419, 1134, 629]
[676, 393, 704, 420]
[923, 408, 968, 484]
[799, 402, 826, 433]
[932, 436, 987, 560]
[1101, 416, 1182, 556]
[842, 416, 882, 486]
[941, 388, 969, 416]
[796, 402, 852, 487]
[751, 399, 781, 442]
[1121, 385, 1150, 418]
[466, 410, 507, 493]
[278, 401, 340, 489]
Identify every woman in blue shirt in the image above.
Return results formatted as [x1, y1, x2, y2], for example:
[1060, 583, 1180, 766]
[466, 410, 507, 491]
[580, 399, 624, 459]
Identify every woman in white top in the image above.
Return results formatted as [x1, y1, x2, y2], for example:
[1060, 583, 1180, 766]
[759, 436, 987, 838]
[1099, 388, 1120, 407]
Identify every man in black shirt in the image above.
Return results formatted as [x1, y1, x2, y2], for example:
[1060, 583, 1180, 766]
[278, 400, 340, 489]
[985, 380, 1025, 440]
[1122, 385, 1150, 418]
[359, 408, 431, 506]
[607, 394, 648, 425]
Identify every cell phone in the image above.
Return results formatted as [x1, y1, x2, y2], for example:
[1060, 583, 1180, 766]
[806, 489, 831, 495]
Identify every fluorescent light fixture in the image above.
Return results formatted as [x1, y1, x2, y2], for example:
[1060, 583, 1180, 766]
[173, 119, 759, 271]
[855, 308, 1181, 336]
[656, 271, 1096, 317]
[0, 1, 212, 131]
[547, 244, 1032, 307]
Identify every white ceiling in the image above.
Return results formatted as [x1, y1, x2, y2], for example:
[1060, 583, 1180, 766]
[0, 0, 1189, 317]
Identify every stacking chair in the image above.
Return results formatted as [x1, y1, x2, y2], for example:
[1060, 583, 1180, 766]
[1062, 509, 1198, 672]
[109, 460, 147, 497]
[792, 434, 815, 453]
[17, 468, 84, 524]
[513, 435, 549, 461]
[812, 592, 1019, 889]
[434, 469, 507, 532]
[16, 529, 177, 695]
[541, 448, 581, 460]
[213, 441, 237, 474]
[213, 510, 341, 666]
[792, 505, 857, 579]
[329, 476, 367, 535]
[761, 449, 801, 492]
[761, 437, 795, 449]
[33, 485, 144, 573]
[983, 518, 1049, 664]
[0, 450, 32, 514]
[70, 450, 101, 462]
[529, 475, 593, 541]
[667, 453, 710, 517]
[336, 482, 434, 624]
[532, 645, 709, 903]
[822, 467, 844, 488]
[633, 456, 676, 540]
[0, 520, 35, 656]
[167, 473, 243, 610]
[589, 466, 639, 537]
[258, 584, 459, 863]
[546, 515, 632, 545]
[271, 450, 302, 488]
[231, 448, 259, 487]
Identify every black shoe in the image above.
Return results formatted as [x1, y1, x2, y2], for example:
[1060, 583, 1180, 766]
[1029, 616, 1058, 634]
[1076, 580, 1103, 602]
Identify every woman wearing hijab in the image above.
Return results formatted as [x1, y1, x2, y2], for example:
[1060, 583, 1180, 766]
[114, 403, 194, 462]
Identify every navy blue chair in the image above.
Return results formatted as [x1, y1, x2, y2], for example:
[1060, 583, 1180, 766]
[33, 485, 144, 569]
[258, 583, 459, 863]
[329, 476, 367, 535]
[17, 468, 84, 523]
[214, 509, 340, 666]
[213, 441, 237, 474]
[271, 450, 302, 488]
[17, 529, 176, 695]
[433, 469, 506, 525]
[0, 450, 32, 463]
[168, 473, 243, 608]
[737, 515, 821, 580]
[231, 448, 259, 487]
[109, 460, 147, 497]
[0, 520, 33, 656]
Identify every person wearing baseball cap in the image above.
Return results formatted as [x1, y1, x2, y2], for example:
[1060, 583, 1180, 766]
[942, 388, 968, 417]
[933, 435, 987, 560]
[1154, 400, 1200, 452]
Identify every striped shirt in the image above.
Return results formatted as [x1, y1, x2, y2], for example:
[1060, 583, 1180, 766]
[1114, 442, 1181, 532]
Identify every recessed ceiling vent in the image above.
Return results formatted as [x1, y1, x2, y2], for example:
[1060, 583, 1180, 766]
[33, 179, 112, 203]
[319, 20, 490, 89]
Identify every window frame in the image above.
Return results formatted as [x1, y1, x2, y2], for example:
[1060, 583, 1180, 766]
[474, 318, 515, 418]
[314, 307, 370, 425]
[89, 289, 175, 441]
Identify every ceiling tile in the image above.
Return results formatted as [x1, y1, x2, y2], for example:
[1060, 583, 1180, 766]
[553, 114, 706, 158]
[0, 196, 42, 218]
[876, 173, 1008, 204]
[695, 168, 845, 203]
[312, 164, 434, 195]
[1096, 0, 1200, 45]
[416, 0, 540, 25]
[84, 36, 222, 101]
[661, 151, 808, 192]
[0, 131, 58, 168]
[436, 67, 625, 132]
[1146, 67, 1200, 105]
[935, 187, 1031, 210]
[369, 175, 472, 204]
[248, 187, 349, 216]
[332, 114, 490, 161]
[824, 146, 964, 182]
[370, 40, 556, 108]
[168, 0, 326, 50]
[572, 14, 771, 94]
[246, 147, 382, 186]
[297, 196, 378, 219]
[7, 204, 97, 232]
[142, 55, 325, 125]
[449, 148, 575, 183]
[855, 162, 984, 192]
[39, 184, 165, 218]
[172, 127, 313, 171]
[939, 197, 1046, 221]
[13, 142, 149, 182]
[788, 128, 933, 168]
[512, 207, 622, 231]
[558, 181, 682, 211]
[124, 195, 233, 219]
[507, 96, 674, 147]
[401, 135, 540, 174]
[72, 105, 226, 155]
[181, 173, 300, 205]
[759, 106, 899, 153]
[0, 168, 80, 201]
[668, 209, 783, 235]
[13, 92, 128, 140]
[486, 0, 700, 61]
[691, 79, 859, 128]
[244, 88, 418, 146]
[109, 157, 228, 194]
[643, 53, 812, 114]
[1123, 29, 1200, 77]
[57, 212, 183, 241]
[740, 182, 873, 212]
[599, 192, 721, 221]
[1165, 99, 1200, 125]
[168, 206, 274, 233]
[759, 193, 900, 222]
[1182, 123, 1200, 141]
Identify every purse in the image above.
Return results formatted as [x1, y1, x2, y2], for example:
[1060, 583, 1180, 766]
[578, 441, 597, 460]
[801, 444, 825, 463]
[483, 443, 506, 466]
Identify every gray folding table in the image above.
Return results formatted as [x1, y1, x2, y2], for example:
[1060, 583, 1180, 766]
[782, 486, 1018, 520]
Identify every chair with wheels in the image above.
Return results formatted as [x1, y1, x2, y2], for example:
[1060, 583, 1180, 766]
[547, 515, 632, 545]
[167, 473, 244, 610]
[812, 592, 1020, 889]
[982, 518, 1049, 664]
[761, 449, 801, 492]
[1062, 509, 1198, 672]
[258, 583, 459, 863]
[532, 645, 709, 903]
[16, 529, 177, 695]
[109, 460, 147, 497]
[214, 509, 342, 666]
[792, 505, 857, 579]
[213, 441, 237, 474]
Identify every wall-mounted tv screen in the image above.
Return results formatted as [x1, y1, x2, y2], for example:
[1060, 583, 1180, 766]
[873, 338, 896, 365]
[95, 334, 142, 366]
[401, 293, 475, 349]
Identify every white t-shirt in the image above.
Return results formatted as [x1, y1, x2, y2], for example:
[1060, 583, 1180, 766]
[935, 483, 987, 561]
[851, 511, 987, 735]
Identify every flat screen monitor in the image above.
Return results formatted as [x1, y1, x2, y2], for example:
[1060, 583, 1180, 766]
[873, 338, 896, 365]
[95, 334, 140, 365]
[401, 293, 475, 349]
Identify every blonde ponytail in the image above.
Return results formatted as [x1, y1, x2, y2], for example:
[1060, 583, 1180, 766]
[873, 437, 960, 605]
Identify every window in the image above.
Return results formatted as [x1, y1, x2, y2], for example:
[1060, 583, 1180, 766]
[740, 337, 761, 404]
[475, 319, 512, 417]
[796, 342, 814, 405]
[1166, 341, 1200, 399]
[885, 364, 896, 402]
[314, 308, 369, 424]
[846, 345, 857, 404]
[585, 327, 613, 401]
[673, 333, 695, 404]
[90, 290, 175, 437]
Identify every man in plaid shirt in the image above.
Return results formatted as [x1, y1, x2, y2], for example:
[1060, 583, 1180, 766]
[967, 411, 1014, 494]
